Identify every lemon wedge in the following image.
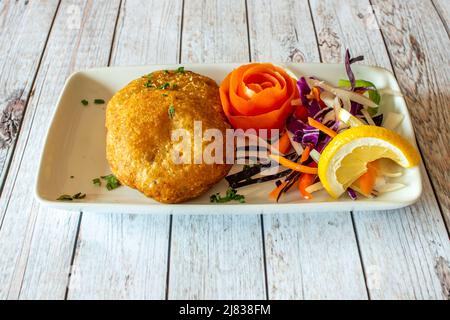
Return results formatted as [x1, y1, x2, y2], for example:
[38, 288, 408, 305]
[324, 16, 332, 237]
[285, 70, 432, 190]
[318, 125, 420, 198]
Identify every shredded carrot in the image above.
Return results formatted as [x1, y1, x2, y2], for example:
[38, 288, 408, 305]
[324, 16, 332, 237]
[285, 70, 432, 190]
[269, 182, 287, 200]
[311, 87, 321, 101]
[276, 132, 292, 154]
[269, 154, 318, 174]
[300, 145, 311, 163]
[308, 117, 337, 138]
[298, 173, 316, 200]
[357, 162, 378, 195]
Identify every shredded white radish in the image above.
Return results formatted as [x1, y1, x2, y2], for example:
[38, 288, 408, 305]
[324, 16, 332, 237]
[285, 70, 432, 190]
[375, 183, 405, 193]
[306, 78, 378, 108]
[323, 108, 336, 124]
[286, 130, 304, 156]
[374, 176, 387, 190]
[305, 182, 324, 193]
[309, 149, 321, 163]
[320, 91, 336, 109]
[361, 108, 376, 126]
[383, 112, 404, 130]
[376, 158, 403, 177]
[338, 108, 364, 127]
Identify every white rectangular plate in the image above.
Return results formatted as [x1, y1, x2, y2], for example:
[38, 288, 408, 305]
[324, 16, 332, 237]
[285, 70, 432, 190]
[35, 63, 422, 214]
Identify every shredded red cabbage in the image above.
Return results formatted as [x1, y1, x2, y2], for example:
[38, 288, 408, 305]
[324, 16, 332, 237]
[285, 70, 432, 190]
[302, 128, 320, 146]
[297, 77, 311, 106]
[345, 49, 364, 90]
[313, 107, 334, 122]
[350, 101, 363, 116]
[347, 188, 358, 200]
[372, 114, 384, 126]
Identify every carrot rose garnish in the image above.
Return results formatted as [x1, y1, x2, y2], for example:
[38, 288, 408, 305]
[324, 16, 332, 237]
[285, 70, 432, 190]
[219, 63, 298, 131]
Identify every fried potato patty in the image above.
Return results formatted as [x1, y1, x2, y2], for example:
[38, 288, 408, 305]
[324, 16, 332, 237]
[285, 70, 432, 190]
[106, 70, 231, 203]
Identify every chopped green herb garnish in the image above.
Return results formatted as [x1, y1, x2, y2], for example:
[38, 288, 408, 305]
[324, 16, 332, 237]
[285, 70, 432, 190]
[176, 66, 185, 74]
[210, 188, 245, 203]
[72, 192, 86, 200]
[144, 80, 154, 88]
[94, 99, 105, 104]
[57, 192, 86, 201]
[164, 70, 169, 74]
[92, 178, 101, 187]
[158, 82, 170, 90]
[172, 83, 178, 89]
[162, 93, 168, 97]
[57, 194, 73, 201]
[168, 105, 175, 119]
[81, 99, 88, 106]
[101, 174, 121, 191]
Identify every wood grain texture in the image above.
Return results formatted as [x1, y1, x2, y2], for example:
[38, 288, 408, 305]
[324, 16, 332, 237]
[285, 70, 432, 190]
[169, 215, 266, 299]
[68, 214, 171, 299]
[67, 0, 183, 300]
[354, 166, 450, 300]
[264, 213, 368, 299]
[372, 0, 450, 227]
[111, 0, 182, 65]
[17, 209, 80, 299]
[247, 0, 319, 62]
[0, 0, 59, 188]
[247, 0, 368, 300]
[0, 0, 121, 299]
[433, 0, 450, 35]
[168, 0, 266, 300]
[310, 0, 450, 299]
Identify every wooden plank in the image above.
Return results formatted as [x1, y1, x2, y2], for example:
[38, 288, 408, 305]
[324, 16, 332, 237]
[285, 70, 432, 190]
[15, 209, 80, 299]
[0, 0, 121, 299]
[433, 0, 450, 35]
[67, 0, 183, 300]
[354, 166, 450, 300]
[110, 0, 181, 65]
[167, 0, 266, 300]
[247, 0, 319, 62]
[247, 0, 368, 300]
[373, 0, 450, 227]
[310, 0, 450, 299]
[264, 213, 368, 299]
[169, 215, 266, 299]
[0, 0, 59, 188]
[68, 214, 170, 300]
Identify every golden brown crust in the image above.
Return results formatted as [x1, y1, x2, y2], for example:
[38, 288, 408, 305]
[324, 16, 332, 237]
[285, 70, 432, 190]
[106, 70, 231, 203]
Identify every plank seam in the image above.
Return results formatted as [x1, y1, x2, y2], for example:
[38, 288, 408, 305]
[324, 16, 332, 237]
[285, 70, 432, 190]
[431, 0, 450, 37]
[108, 0, 123, 65]
[259, 215, 270, 300]
[307, 0, 323, 62]
[244, 0, 252, 62]
[350, 211, 371, 300]
[165, 0, 185, 300]
[164, 215, 173, 300]
[11, 204, 40, 298]
[178, 0, 185, 64]
[64, 212, 83, 300]
[0, 0, 62, 198]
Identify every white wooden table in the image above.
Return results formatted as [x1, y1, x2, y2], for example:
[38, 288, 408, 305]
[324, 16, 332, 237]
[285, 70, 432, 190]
[0, 0, 449, 300]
